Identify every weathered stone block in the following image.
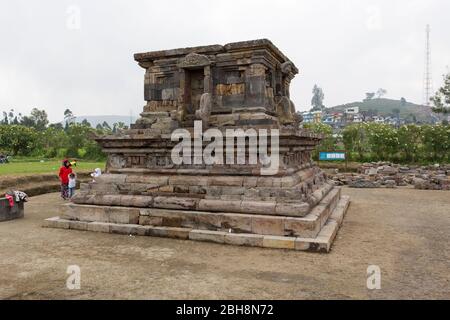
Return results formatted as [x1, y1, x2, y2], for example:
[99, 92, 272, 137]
[139, 215, 163, 226]
[110, 223, 140, 235]
[220, 213, 253, 233]
[275, 202, 310, 216]
[169, 176, 209, 186]
[294, 238, 312, 251]
[193, 212, 222, 229]
[119, 195, 153, 207]
[125, 175, 169, 185]
[256, 177, 274, 187]
[251, 216, 285, 235]
[224, 233, 263, 247]
[95, 174, 127, 184]
[262, 235, 295, 249]
[153, 196, 199, 210]
[240, 200, 276, 214]
[87, 221, 111, 233]
[43, 216, 67, 228]
[108, 207, 140, 224]
[189, 230, 227, 243]
[284, 217, 318, 238]
[69, 220, 88, 231]
[243, 177, 258, 187]
[209, 176, 243, 186]
[198, 199, 241, 212]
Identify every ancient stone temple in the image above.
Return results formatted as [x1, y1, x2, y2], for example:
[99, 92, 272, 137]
[45, 39, 349, 252]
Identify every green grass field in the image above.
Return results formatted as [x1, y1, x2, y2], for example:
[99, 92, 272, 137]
[0, 160, 105, 176]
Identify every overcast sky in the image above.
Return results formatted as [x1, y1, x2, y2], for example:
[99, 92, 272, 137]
[0, 0, 449, 122]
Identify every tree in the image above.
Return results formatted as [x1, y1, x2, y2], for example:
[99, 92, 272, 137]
[376, 88, 387, 98]
[101, 121, 111, 132]
[365, 92, 375, 101]
[311, 85, 325, 111]
[20, 116, 36, 127]
[49, 122, 64, 130]
[397, 125, 421, 162]
[431, 72, 450, 114]
[421, 124, 450, 162]
[303, 123, 336, 159]
[400, 97, 407, 106]
[2, 112, 8, 124]
[81, 119, 91, 127]
[8, 109, 15, 123]
[0, 125, 39, 155]
[29, 108, 49, 130]
[343, 123, 369, 160]
[64, 108, 73, 120]
[39, 126, 69, 158]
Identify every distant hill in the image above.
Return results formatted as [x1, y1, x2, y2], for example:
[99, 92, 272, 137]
[66, 115, 138, 128]
[328, 98, 434, 123]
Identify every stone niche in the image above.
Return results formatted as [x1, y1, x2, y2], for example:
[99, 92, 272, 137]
[45, 39, 350, 253]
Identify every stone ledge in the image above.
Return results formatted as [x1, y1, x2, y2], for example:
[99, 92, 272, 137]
[43, 193, 350, 253]
[61, 187, 342, 238]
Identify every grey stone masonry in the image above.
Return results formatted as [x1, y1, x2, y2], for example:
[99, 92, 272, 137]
[45, 39, 350, 252]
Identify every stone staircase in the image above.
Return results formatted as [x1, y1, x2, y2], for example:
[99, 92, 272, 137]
[44, 180, 350, 252]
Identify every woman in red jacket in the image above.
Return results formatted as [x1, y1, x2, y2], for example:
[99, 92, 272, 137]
[59, 160, 73, 200]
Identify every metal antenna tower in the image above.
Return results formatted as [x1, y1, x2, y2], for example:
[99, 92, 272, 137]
[423, 24, 433, 107]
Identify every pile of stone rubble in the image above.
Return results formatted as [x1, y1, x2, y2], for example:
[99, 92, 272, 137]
[328, 162, 450, 190]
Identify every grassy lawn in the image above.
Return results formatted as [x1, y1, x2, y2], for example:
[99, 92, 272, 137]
[0, 160, 105, 176]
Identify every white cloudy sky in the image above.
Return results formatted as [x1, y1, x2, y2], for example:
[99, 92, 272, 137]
[0, 0, 449, 122]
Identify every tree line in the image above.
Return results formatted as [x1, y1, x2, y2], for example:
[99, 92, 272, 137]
[305, 122, 450, 164]
[0, 108, 127, 160]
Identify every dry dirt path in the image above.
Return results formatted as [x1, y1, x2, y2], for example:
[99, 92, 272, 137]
[0, 188, 449, 299]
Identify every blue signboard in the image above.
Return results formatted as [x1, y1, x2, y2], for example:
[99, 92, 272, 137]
[319, 151, 346, 161]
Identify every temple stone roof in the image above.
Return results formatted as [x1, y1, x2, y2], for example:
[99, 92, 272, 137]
[134, 39, 297, 72]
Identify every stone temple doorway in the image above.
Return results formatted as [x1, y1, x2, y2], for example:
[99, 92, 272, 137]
[184, 68, 204, 115]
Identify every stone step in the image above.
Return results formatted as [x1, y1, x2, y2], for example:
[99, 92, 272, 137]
[61, 187, 341, 238]
[43, 195, 350, 252]
[75, 178, 334, 217]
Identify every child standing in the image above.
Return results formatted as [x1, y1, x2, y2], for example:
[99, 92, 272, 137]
[90, 168, 102, 182]
[58, 160, 72, 200]
[68, 173, 76, 198]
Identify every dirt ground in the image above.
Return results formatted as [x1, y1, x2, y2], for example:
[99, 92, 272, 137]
[0, 188, 449, 300]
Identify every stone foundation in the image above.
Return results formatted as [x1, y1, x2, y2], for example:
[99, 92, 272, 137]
[45, 192, 349, 252]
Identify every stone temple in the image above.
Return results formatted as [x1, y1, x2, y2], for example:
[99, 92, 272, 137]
[45, 39, 349, 252]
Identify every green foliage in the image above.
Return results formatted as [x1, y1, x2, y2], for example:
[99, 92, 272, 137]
[0, 122, 106, 160]
[420, 124, 450, 162]
[431, 72, 450, 114]
[365, 123, 398, 160]
[0, 125, 39, 155]
[342, 123, 369, 160]
[397, 125, 422, 162]
[0, 108, 116, 161]
[341, 123, 450, 163]
[303, 123, 338, 159]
